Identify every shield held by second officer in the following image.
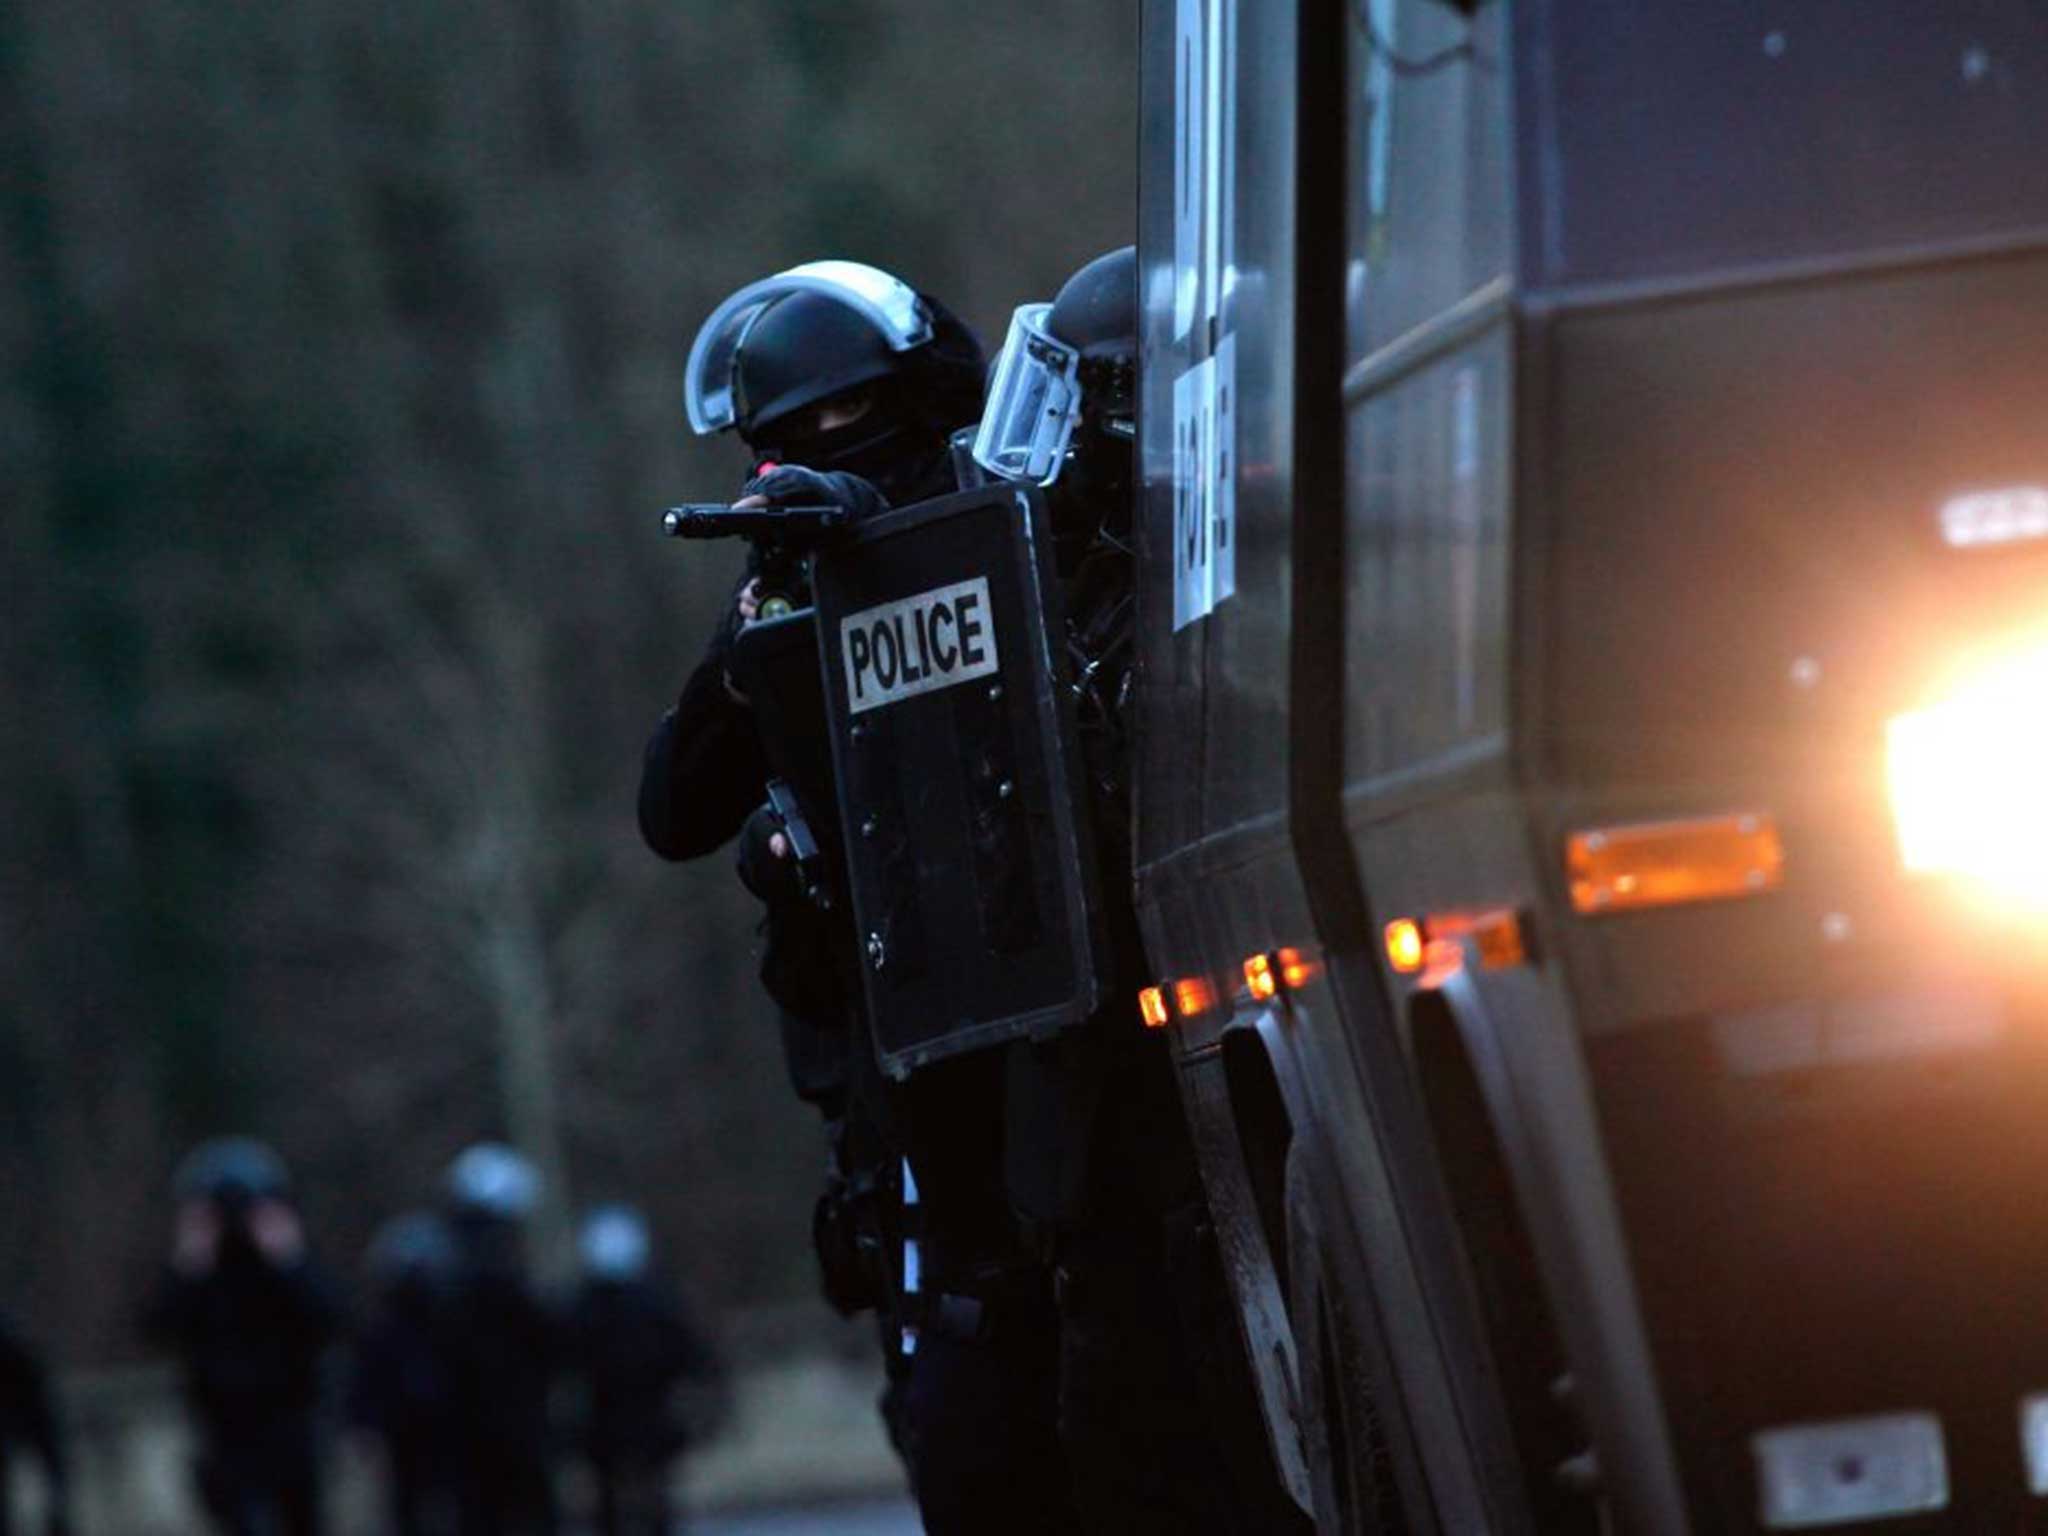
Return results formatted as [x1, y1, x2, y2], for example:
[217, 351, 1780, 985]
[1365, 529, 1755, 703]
[812, 484, 1106, 1079]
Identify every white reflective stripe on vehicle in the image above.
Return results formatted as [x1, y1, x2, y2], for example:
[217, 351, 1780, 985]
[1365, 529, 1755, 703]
[1171, 332, 1236, 631]
[1752, 1412, 1948, 1529]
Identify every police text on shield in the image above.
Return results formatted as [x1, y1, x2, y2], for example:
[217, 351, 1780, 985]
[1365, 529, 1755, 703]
[840, 576, 999, 716]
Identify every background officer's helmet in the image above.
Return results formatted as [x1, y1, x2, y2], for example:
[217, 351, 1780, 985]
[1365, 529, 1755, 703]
[366, 1208, 458, 1287]
[577, 1203, 652, 1283]
[444, 1140, 541, 1222]
[172, 1135, 291, 1209]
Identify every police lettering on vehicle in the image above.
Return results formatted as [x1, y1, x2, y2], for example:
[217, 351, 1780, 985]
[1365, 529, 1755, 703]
[840, 576, 999, 715]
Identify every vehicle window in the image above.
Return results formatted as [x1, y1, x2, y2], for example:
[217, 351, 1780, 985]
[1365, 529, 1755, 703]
[1348, 0, 1511, 360]
[1528, 1, 2048, 286]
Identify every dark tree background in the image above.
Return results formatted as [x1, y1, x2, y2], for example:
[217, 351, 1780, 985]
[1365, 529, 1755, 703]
[0, 0, 1136, 1362]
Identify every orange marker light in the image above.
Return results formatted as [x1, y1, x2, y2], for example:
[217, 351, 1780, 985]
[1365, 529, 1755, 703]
[1138, 986, 1170, 1029]
[1385, 919, 1427, 974]
[1421, 938, 1466, 988]
[1243, 953, 1278, 1002]
[1277, 947, 1316, 991]
[1566, 813, 1784, 916]
[1424, 908, 1529, 972]
[1470, 908, 1528, 971]
[1174, 976, 1215, 1018]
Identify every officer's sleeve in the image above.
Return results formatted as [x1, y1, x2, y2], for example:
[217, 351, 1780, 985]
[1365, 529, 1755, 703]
[639, 584, 773, 862]
[639, 667, 770, 861]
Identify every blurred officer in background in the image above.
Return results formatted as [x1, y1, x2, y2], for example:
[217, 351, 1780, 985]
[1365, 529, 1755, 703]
[350, 1210, 461, 1536]
[145, 1136, 342, 1536]
[440, 1143, 558, 1536]
[971, 247, 1305, 1535]
[638, 261, 984, 1468]
[0, 1311, 70, 1536]
[563, 1205, 722, 1536]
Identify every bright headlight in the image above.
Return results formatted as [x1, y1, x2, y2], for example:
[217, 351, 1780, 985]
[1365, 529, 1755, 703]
[1887, 644, 2048, 907]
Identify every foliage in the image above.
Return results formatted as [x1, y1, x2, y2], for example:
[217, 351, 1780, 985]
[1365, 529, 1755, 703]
[0, 0, 1136, 1360]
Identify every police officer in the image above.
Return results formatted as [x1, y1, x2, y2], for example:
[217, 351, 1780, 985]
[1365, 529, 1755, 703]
[563, 1205, 721, 1536]
[972, 247, 1307, 1535]
[640, 264, 1087, 1534]
[439, 1143, 559, 1536]
[350, 1211, 462, 1536]
[641, 266, 980, 1224]
[145, 1137, 341, 1536]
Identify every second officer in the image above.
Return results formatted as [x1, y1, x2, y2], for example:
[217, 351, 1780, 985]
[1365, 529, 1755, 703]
[969, 247, 1309, 1536]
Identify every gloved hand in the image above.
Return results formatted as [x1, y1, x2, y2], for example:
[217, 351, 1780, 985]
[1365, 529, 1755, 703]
[735, 803, 797, 901]
[739, 464, 889, 522]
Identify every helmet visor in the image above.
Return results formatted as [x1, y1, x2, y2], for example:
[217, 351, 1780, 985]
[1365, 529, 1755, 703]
[684, 260, 932, 436]
[970, 303, 1082, 486]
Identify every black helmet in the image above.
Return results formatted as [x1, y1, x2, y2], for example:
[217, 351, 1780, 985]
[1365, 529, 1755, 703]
[685, 260, 984, 504]
[444, 1141, 540, 1222]
[972, 246, 1136, 563]
[1046, 245, 1138, 426]
[367, 1209, 458, 1287]
[732, 291, 900, 439]
[577, 1203, 652, 1283]
[173, 1136, 290, 1207]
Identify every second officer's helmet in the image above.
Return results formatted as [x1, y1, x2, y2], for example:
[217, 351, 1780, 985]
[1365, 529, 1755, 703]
[972, 245, 1137, 556]
[684, 260, 985, 504]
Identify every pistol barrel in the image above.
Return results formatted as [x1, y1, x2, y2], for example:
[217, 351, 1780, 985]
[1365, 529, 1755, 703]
[661, 504, 849, 539]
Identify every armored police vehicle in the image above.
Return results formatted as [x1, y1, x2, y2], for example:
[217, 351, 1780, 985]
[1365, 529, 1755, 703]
[1133, 1, 2048, 1531]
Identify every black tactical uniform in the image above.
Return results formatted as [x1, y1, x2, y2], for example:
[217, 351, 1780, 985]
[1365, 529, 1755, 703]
[145, 1139, 341, 1536]
[563, 1206, 722, 1536]
[349, 1211, 462, 1536]
[0, 1312, 69, 1536]
[438, 1144, 559, 1536]
[973, 248, 1308, 1536]
[639, 473, 918, 1449]
[639, 268, 982, 1353]
[643, 265, 1082, 1532]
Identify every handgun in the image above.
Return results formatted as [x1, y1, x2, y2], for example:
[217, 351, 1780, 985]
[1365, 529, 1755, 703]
[662, 504, 848, 618]
[765, 778, 830, 909]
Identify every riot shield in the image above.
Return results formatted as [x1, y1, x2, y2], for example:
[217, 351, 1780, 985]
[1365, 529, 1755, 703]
[811, 484, 1106, 1078]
